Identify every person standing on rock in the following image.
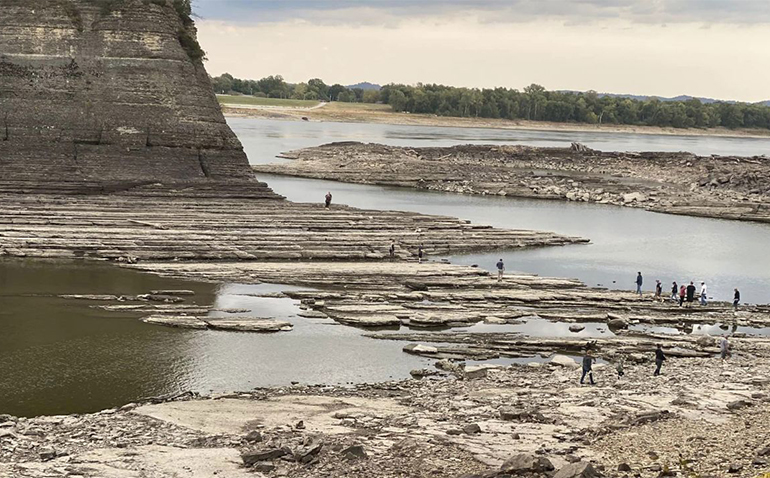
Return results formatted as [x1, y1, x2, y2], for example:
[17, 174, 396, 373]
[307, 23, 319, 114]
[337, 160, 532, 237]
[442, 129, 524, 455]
[655, 280, 663, 301]
[418, 244, 424, 263]
[720, 335, 731, 360]
[496, 259, 505, 282]
[653, 344, 666, 376]
[389, 240, 396, 259]
[636, 272, 643, 297]
[686, 282, 696, 307]
[671, 281, 679, 302]
[679, 284, 686, 307]
[581, 351, 596, 385]
[324, 192, 332, 208]
[700, 281, 708, 306]
[733, 288, 741, 310]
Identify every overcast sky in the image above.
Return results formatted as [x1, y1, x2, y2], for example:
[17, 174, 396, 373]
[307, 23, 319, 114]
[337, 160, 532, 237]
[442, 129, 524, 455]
[194, 0, 770, 102]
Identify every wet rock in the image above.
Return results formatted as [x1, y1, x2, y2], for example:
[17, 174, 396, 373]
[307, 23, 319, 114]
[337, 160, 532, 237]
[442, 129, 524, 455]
[138, 294, 185, 303]
[150, 290, 195, 296]
[569, 324, 586, 333]
[500, 453, 554, 474]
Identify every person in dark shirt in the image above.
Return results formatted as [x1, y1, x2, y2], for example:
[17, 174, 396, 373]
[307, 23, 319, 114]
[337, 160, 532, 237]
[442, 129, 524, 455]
[324, 192, 332, 208]
[655, 280, 663, 301]
[496, 259, 505, 282]
[636, 272, 643, 296]
[671, 281, 678, 302]
[418, 244, 424, 263]
[686, 282, 696, 307]
[654, 344, 666, 376]
[733, 288, 741, 310]
[389, 240, 396, 259]
[581, 351, 596, 385]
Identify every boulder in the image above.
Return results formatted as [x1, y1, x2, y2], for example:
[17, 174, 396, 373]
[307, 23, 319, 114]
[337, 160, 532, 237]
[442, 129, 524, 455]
[553, 462, 603, 478]
[241, 448, 288, 466]
[463, 423, 482, 434]
[550, 355, 579, 368]
[500, 453, 554, 474]
[569, 324, 586, 333]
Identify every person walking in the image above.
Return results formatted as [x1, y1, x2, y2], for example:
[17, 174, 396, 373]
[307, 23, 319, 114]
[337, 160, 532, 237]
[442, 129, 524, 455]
[581, 351, 596, 385]
[417, 244, 424, 263]
[686, 282, 696, 307]
[733, 288, 741, 310]
[654, 344, 666, 376]
[615, 355, 625, 378]
[671, 281, 679, 302]
[389, 240, 396, 259]
[496, 259, 505, 282]
[700, 281, 708, 306]
[324, 191, 332, 208]
[636, 272, 643, 297]
[679, 284, 686, 307]
[720, 335, 731, 360]
[655, 280, 663, 301]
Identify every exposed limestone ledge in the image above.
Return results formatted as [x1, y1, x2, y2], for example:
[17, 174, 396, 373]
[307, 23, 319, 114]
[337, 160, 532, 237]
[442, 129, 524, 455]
[0, 356, 768, 477]
[254, 142, 770, 223]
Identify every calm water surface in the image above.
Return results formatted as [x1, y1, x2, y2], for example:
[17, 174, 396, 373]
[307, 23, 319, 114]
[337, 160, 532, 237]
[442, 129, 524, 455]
[0, 260, 427, 417]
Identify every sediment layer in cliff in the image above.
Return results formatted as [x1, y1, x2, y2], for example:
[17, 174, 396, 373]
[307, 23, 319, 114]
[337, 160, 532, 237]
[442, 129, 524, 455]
[0, 0, 273, 196]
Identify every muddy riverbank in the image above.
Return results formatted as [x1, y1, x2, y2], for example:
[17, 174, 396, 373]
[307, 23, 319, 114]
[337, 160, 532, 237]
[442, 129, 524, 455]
[253, 142, 770, 224]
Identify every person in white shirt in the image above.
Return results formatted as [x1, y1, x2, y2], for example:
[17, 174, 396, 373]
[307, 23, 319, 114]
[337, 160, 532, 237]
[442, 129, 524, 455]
[700, 281, 708, 306]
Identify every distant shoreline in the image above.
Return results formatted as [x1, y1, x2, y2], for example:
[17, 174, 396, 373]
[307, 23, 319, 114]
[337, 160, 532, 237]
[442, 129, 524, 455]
[222, 102, 770, 142]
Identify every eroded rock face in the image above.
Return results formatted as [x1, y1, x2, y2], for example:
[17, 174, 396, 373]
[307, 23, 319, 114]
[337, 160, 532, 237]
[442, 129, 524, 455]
[0, 0, 265, 192]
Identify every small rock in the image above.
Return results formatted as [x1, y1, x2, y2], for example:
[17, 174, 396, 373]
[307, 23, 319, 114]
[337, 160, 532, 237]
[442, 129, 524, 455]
[244, 430, 263, 443]
[727, 400, 751, 410]
[728, 463, 743, 473]
[569, 324, 586, 333]
[39, 447, 57, 461]
[618, 463, 632, 472]
[341, 445, 367, 460]
[463, 423, 482, 434]
[295, 420, 305, 430]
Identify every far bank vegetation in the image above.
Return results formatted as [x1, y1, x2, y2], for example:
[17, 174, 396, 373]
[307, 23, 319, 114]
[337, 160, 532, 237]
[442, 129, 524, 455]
[211, 72, 770, 131]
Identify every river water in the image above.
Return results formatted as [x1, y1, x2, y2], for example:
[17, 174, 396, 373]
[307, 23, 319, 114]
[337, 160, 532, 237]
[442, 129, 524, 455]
[232, 118, 770, 303]
[4, 118, 770, 417]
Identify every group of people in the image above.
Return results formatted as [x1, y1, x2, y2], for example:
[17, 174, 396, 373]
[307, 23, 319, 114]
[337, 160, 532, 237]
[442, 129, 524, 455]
[388, 240, 424, 263]
[636, 272, 741, 310]
[580, 336, 731, 385]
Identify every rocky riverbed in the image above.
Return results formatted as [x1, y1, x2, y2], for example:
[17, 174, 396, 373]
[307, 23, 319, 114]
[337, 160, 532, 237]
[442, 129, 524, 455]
[253, 142, 770, 223]
[1, 352, 768, 478]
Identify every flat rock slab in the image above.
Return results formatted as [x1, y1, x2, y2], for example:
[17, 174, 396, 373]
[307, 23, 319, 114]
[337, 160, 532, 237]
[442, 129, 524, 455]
[135, 395, 410, 436]
[141, 315, 293, 332]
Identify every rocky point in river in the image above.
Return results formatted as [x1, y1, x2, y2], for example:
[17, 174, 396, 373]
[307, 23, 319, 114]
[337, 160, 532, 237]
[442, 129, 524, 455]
[254, 142, 770, 223]
[0, 0, 275, 197]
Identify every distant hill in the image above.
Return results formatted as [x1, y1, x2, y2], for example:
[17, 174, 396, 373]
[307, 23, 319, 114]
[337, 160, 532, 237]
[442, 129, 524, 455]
[347, 82, 381, 91]
[565, 91, 770, 106]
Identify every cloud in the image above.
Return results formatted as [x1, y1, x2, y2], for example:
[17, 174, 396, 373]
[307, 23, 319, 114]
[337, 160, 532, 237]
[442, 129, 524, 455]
[193, 0, 770, 25]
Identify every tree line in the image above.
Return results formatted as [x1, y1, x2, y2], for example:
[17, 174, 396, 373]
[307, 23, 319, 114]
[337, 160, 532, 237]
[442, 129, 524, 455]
[211, 73, 770, 130]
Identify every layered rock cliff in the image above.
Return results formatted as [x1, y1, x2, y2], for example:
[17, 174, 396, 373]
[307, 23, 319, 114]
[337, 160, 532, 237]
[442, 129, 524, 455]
[0, 0, 274, 195]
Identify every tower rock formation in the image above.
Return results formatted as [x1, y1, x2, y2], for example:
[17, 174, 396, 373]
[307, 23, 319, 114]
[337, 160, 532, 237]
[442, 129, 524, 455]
[0, 0, 275, 196]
